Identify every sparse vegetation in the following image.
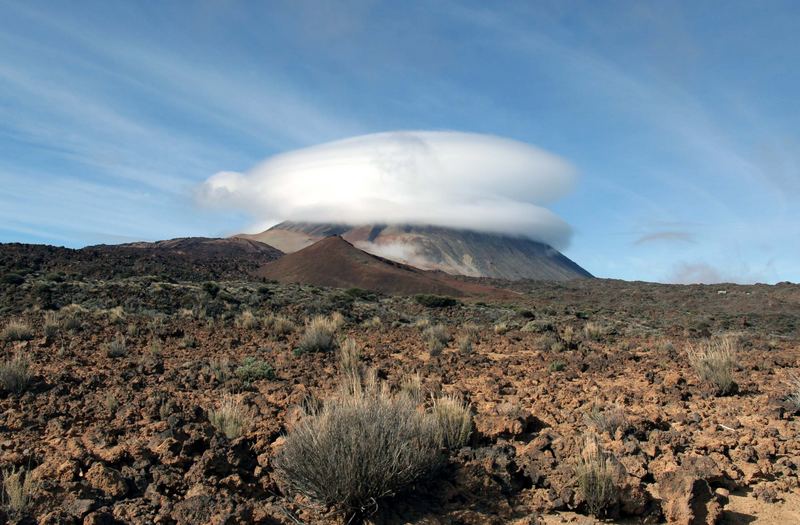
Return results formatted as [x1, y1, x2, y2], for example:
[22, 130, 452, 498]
[236, 310, 259, 329]
[209, 357, 232, 383]
[264, 313, 295, 338]
[493, 321, 510, 335]
[584, 404, 628, 435]
[274, 376, 443, 518]
[208, 395, 249, 439]
[575, 435, 619, 518]
[2, 467, 37, 518]
[0, 355, 31, 394]
[1, 320, 33, 343]
[296, 314, 342, 354]
[338, 338, 361, 380]
[786, 374, 800, 412]
[456, 334, 473, 355]
[548, 360, 566, 372]
[688, 337, 738, 395]
[431, 394, 472, 449]
[423, 324, 451, 355]
[43, 312, 60, 342]
[106, 336, 127, 358]
[414, 294, 457, 308]
[583, 321, 607, 341]
[362, 315, 382, 329]
[235, 356, 275, 384]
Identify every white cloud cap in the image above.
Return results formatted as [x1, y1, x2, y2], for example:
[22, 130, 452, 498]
[199, 130, 577, 248]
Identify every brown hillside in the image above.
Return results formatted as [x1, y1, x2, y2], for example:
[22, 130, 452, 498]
[257, 236, 505, 297]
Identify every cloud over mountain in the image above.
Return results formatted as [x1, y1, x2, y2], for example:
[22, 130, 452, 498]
[198, 131, 577, 248]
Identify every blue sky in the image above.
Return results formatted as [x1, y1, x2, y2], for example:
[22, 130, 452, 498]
[1, 1, 798, 283]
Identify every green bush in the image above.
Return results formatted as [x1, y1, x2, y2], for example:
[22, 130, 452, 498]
[414, 294, 458, 308]
[236, 357, 275, 384]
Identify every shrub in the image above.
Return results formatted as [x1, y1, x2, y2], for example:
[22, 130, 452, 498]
[209, 357, 232, 383]
[0, 355, 31, 394]
[180, 335, 197, 349]
[561, 325, 577, 347]
[522, 319, 553, 333]
[431, 394, 472, 449]
[2, 467, 37, 518]
[400, 372, 423, 404]
[584, 404, 628, 435]
[461, 322, 481, 341]
[423, 324, 451, 356]
[785, 374, 800, 412]
[493, 321, 510, 335]
[575, 435, 619, 518]
[456, 334, 473, 355]
[274, 378, 443, 519]
[1, 321, 33, 343]
[203, 281, 221, 298]
[414, 294, 457, 308]
[362, 316, 382, 329]
[236, 357, 275, 384]
[1, 273, 24, 286]
[296, 315, 341, 354]
[106, 336, 127, 358]
[264, 313, 295, 338]
[338, 338, 361, 380]
[688, 337, 738, 395]
[43, 312, 60, 342]
[236, 310, 259, 330]
[548, 360, 566, 372]
[208, 395, 250, 439]
[583, 322, 607, 341]
[413, 318, 431, 330]
[345, 287, 376, 301]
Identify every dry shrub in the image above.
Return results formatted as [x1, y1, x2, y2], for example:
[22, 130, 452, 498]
[582, 322, 607, 341]
[106, 336, 127, 358]
[43, 312, 60, 342]
[575, 434, 619, 517]
[584, 404, 628, 435]
[688, 337, 738, 395]
[274, 376, 443, 519]
[236, 310, 259, 330]
[0, 355, 31, 394]
[413, 318, 431, 330]
[209, 357, 232, 383]
[786, 374, 800, 412]
[2, 467, 37, 518]
[107, 306, 126, 324]
[362, 316, 382, 329]
[264, 313, 295, 338]
[208, 394, 250, 439]
[456, 334, 473, 355]
[431, 394, 472, 449]
[493, 321, 510, 335]
[560, 325, 577, 346]
[297, 315, 341, 354]
[338, 338, 361, 380]
[461, 322, 481, 341]
[1, 320, 33, 343]
[400, 372, 423, 404]
[423, 324, 451, 356]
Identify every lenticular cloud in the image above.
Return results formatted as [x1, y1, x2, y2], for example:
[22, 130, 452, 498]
[199, 130, 577, 248]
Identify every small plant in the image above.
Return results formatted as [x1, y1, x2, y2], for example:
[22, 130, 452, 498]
[147, 339, 163, 358]
[2, 467, 37, 518]
[264, 313, 295, 338]
[273, 376, 443, 519]
[583, 322, 606, 341]
[688, 337, 738, 395]
[561, 325, 577, 347]
[362, 316, 382, 329]
[1, 320, 33, 343]
[400, 372, 423, 404]
[493, 321, 510, 335]
[296, 315, 340, 354]
[209, 357, 232, 383]
[105, 393, 120, 412]
[548, 360, 566, 372]
[785, 374, 800, 412]
[431, 394, 472, 450]
[461, 322, 481, 341]
[106, 336, 127, 358]
[107, 306, 126, 324]
[456, 334, 473, 355]
[1, 273, 24, 285]
[423, 324, 451, 356]
[338, 338, 361, 380]
[413, 318, 431, 330]
[236, 310, 259, 330]
[43, 312, 60, 342]
[236, 357, 275, 384]
[180, 335, 197, 349]
[575, 435, 619, 518]
[203, 281, 221, 298]
[584, 404, 628, 435]
[0, 355, 32, 394]
[414, 294, 457, 308]
[208, 395, 250, 439]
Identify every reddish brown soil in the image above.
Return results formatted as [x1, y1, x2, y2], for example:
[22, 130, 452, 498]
[257, 236, 510, 298]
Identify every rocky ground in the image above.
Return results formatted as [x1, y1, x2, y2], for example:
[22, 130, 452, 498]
[0, 271, 799, 524]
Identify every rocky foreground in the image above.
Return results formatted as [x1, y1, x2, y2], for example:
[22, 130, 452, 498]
[0, 273, 798, 524]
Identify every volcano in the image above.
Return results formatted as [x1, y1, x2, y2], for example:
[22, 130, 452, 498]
[239, 221, 592, 281]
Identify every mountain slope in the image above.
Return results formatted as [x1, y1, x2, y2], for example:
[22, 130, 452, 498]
[239, 221, 591, 281]
[257, 236, 506, 297]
